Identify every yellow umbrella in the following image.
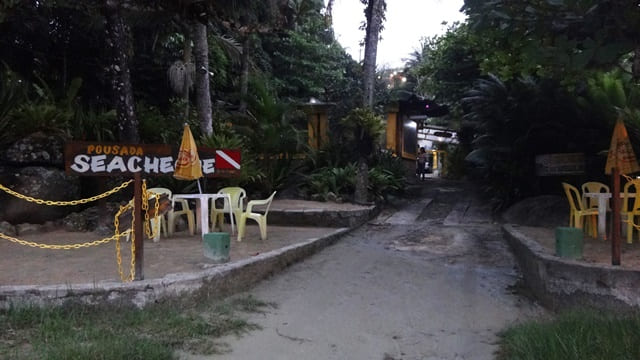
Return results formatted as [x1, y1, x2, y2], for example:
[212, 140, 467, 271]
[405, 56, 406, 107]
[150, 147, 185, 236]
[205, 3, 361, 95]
[174, 123, 203, 181]
[605, 118, 640, 266]
[605, 119, 640, 175]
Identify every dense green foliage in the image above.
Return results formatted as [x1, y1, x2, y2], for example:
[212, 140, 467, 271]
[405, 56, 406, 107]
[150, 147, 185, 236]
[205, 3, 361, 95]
[498, 310, 640, 360]
[463, 0, 639, 82]
[4, 0, 638, 204]
[0, 1, 389, 200]
[411, 23, 480, 112]
[389, 0, 640, 208]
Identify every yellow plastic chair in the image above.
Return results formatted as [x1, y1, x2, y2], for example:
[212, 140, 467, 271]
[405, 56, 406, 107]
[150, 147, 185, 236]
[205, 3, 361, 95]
[581, 181, 610, 210]
[621, 180, 640, 244]
[562, 182, 598, 238]
[125, 187, 173, 242]
[237, 191, 277, 242]
[211, 187, 246, 234]
[146, 188, 171, 241]
[166, 190, 195, 237]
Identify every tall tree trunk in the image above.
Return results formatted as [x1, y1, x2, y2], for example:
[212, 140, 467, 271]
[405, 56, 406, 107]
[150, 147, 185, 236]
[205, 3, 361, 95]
[354, 0, 385, 204]
[354, 156, 369, 204]
[239, 36, 251, 114]
[325, 0, 334, 27]
[633, 45, 640, 82]
[182, 29, 192, 119]
[362, 0, 384, 108]
[104, 0, 139, 143]
[192, 21, 213, 135]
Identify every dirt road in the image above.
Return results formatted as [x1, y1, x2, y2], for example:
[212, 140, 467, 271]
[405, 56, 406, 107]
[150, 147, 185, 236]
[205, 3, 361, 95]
[185, 180, 544, 360]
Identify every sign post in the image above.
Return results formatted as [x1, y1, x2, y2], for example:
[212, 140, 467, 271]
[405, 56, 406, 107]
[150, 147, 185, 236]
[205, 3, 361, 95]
[611, 167, 621, 265]
[133, 173, 144, 279]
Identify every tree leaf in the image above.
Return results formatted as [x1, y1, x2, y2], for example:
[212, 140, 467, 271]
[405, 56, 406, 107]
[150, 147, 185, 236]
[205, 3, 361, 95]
[545, 0, 564, 6]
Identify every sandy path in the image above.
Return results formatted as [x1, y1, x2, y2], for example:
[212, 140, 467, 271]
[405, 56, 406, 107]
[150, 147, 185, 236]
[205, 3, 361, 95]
[183, 181, 544, 360]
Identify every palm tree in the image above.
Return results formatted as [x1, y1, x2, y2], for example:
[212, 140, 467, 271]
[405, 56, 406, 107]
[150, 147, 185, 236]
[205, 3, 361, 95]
[354, 0, 385, 204]
[103, 0, 139, 143]
[168, 30, 195, 119]
[192, 19, 213, 135]
[361, 0, 385, 108]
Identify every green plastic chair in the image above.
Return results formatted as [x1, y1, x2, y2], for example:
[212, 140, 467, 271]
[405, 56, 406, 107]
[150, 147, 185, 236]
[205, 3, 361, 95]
[237, 191, 277, 241]
[211, 187, 246, 234]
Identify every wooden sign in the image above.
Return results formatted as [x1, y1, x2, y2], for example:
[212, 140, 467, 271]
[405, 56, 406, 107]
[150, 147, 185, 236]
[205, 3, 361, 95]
[64, 141, 241, 177]
[535, 153, 585, 176]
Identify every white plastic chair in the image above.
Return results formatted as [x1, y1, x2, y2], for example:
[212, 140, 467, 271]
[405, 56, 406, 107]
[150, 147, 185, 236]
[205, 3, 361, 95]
[237, 191, 277, 241]
[211, 187, 246, 234]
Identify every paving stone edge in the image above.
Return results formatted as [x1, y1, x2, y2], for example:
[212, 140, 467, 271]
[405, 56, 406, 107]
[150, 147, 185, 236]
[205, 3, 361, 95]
[503, 224, 640, 313]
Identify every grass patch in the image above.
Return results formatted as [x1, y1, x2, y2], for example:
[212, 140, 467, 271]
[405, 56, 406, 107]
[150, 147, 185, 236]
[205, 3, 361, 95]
[498, 309, 640, 360]
[0, 295, 275, 359]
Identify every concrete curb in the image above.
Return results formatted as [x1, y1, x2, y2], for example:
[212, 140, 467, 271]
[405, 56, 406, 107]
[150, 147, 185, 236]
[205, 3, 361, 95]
[269, 206, 377, 228]
[503, 224, 640, 313]
[0, 205, 379, 309]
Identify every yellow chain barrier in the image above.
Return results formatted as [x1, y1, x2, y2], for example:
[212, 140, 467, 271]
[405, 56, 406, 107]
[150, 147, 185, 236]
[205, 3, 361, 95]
[0, 231, 129, 250]
[611, 174, 640, 230]
[114, 202, 136, 282]
[0, 180, 134, 206]
[141, 180, 161, 240]
[0, 178, 164, 283]
[112, 180, 162, 282]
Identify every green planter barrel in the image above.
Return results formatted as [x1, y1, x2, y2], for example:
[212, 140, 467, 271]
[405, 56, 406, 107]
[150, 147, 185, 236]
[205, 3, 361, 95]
[203, 232, 230, 263]
[555, 227, 584, 260]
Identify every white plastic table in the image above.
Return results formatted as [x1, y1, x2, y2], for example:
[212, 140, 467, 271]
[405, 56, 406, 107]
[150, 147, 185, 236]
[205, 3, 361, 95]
[583, 192, 636, 240]
[583, 192, 611, 240]
[172, 193, 234, 236]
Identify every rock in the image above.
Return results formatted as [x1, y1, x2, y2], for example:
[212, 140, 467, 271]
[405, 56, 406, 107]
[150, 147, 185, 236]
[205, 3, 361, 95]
[16, 223, 42, 235]
[0, 166, 81, 224]
[502, 195, 569, 227]
[62, 202, 122, 232]
[0, 221, 16, 236]
[2, 132, 68, 166]
[41, 220, 60, 232]
[62, 212, 92, 232]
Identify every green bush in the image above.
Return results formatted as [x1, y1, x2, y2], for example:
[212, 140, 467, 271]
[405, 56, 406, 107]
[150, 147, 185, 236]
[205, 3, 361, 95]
[368, 149, 406, 201]
[368, 166, 403, 201]
[301, 164, 356, 202]
[498, 309, 640, 360]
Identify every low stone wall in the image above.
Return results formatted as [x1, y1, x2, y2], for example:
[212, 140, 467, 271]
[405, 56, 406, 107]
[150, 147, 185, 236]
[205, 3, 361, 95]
[0, 228, 351, 309]
[503, 224, 640, 313]
[0, 203, 379, 308]
[269, 206, 378, 228]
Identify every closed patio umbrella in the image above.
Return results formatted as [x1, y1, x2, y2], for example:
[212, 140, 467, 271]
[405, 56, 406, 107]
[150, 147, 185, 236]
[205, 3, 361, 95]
[605, 118, 640, 266]
[605, 119, 640, 175]
[174, 123, 203, 191]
